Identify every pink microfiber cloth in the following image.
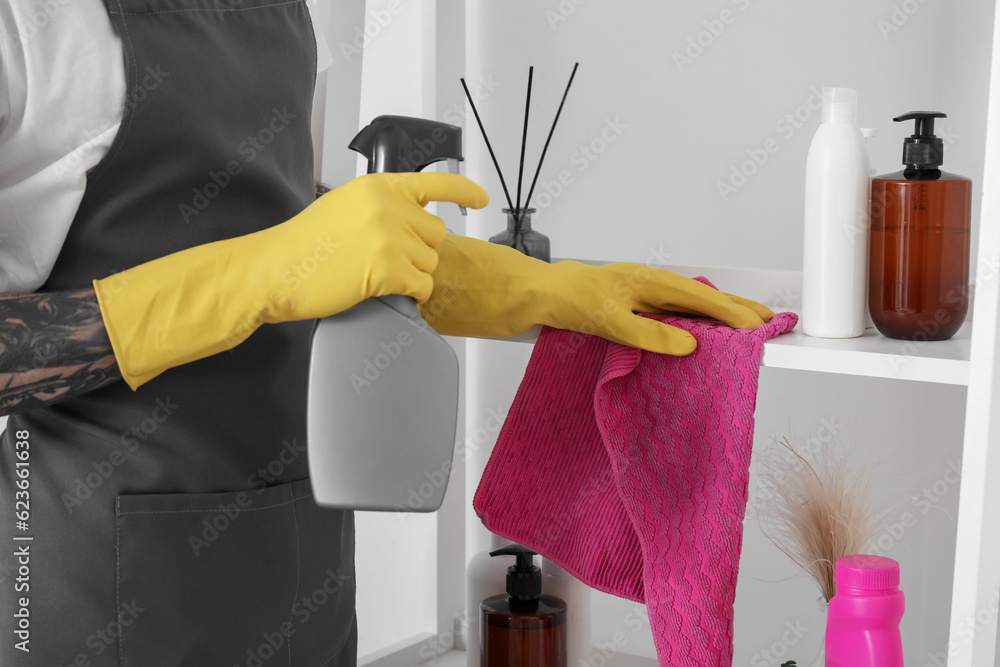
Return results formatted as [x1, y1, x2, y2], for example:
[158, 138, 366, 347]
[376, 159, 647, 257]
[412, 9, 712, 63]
[474, 282, 797, 666]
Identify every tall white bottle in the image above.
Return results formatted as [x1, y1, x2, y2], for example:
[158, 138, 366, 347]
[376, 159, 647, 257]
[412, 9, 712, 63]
[542, 558, 592, 667]
[465, 533, 512, 667]
[802, 87, 871, 338]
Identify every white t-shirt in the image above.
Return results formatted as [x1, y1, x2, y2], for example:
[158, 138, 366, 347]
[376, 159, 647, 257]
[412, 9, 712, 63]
[0, 0, 331, 293]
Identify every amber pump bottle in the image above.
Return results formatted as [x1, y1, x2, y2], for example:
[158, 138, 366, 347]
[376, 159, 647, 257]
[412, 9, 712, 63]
[869, 111, 972, 341]
[481, 545, 567, 667]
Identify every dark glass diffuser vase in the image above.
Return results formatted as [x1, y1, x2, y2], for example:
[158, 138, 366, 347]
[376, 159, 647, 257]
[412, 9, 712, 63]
[489, 208, 550, 262]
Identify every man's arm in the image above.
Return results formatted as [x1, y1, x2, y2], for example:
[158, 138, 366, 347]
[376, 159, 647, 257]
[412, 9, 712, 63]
[0, 288, 120, 416]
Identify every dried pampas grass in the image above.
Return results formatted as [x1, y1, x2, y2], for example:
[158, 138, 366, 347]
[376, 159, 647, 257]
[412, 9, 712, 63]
[755, 435, 890, 602]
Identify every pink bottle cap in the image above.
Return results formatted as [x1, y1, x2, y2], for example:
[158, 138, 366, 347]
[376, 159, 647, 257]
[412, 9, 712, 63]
[835, 555, 900, 592]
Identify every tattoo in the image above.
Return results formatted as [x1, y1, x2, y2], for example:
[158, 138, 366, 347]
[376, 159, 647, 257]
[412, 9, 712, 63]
[0, 288, 120, 415]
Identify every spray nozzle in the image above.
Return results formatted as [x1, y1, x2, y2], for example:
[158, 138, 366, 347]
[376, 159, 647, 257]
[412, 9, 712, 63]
[349, 115, 467, 215]
[490, 544, 542, 602]
[893, 111, 947, 168]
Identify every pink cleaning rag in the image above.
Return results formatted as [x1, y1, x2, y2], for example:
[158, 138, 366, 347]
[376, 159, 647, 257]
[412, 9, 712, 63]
[474, 284, 797, 666]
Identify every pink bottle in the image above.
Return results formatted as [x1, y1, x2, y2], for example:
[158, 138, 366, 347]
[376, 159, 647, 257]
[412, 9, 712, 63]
[825, 555, 905, 667]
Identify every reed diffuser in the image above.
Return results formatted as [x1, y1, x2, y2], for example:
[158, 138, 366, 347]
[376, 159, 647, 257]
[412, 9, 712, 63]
[755, 436, 890, 602]
[460, 63, 579, 262]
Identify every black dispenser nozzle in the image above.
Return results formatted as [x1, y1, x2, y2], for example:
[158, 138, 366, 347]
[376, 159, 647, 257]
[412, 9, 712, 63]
[349, 115, 466, 215]
[489, 544, 542, 602]
[349, 115, 463, 173]
[893, 111, 947, 168]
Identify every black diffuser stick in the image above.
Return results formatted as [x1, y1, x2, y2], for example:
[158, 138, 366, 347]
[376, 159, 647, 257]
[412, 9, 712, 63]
[515, 66, 534, 218]
[460, 77, 514, 211]
[523, 62, 579, 211]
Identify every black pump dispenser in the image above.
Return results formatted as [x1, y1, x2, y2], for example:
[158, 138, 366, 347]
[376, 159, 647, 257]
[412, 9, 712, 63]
[482, 544, 568, 667]
[490, 545, 542, 606]
[894, 111, 946, 168]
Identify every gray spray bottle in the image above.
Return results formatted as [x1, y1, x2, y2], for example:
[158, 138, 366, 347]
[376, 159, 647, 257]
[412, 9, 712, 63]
[306, 116, 465, 511]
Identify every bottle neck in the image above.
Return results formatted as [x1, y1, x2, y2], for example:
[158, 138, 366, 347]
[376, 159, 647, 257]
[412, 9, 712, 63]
[504, 209, 534, 233]
[902, 166, 942, 180]
[509, 596, 539, 613]
[836, 585, 899, 597]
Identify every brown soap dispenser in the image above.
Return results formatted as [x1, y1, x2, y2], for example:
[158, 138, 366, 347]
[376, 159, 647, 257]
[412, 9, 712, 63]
[868, 111, 972, 341]
[481, 545, 567, 667]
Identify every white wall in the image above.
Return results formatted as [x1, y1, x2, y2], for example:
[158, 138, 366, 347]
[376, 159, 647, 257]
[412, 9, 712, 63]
[463, 0, 991, 273]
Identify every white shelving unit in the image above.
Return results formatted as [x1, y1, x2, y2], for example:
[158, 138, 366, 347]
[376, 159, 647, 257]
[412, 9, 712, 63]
[496, 44, 1000, 652]
[477, 46, 1000, 667]
[946, 3, 1000, 662]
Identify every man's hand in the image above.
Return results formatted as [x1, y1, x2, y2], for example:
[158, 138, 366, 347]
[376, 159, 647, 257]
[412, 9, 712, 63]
[418, 235, 774, 355]
[94, 173, 488, 389]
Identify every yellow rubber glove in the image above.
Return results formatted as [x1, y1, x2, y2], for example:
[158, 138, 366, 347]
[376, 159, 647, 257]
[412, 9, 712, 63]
[94, 172, 488, 389]
[418, 234, 774, 355]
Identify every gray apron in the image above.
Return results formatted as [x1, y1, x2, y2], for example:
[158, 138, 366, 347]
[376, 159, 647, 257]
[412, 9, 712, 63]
[0, 0, 357, 664]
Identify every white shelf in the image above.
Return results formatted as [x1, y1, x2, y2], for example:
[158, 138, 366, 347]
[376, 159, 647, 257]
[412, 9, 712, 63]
[488, 318, 972, 386]
[761, 318, 972, 386]
[485, 261, 972, 385]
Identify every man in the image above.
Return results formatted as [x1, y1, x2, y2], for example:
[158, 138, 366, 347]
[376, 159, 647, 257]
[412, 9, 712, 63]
[0, 1, 772, 664]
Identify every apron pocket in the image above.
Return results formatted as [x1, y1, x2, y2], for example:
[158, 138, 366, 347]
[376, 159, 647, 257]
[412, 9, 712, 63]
[115, 478, 355, 667]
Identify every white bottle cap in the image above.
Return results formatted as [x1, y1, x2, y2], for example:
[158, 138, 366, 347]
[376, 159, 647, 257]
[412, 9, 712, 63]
[821, 87, 858, 124]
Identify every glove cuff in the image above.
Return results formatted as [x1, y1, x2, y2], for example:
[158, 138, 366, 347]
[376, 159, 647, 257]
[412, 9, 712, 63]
[93, 235, 271, 390]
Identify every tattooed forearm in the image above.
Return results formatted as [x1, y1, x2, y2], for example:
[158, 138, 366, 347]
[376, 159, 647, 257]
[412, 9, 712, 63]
[0, 288, 121, 415]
